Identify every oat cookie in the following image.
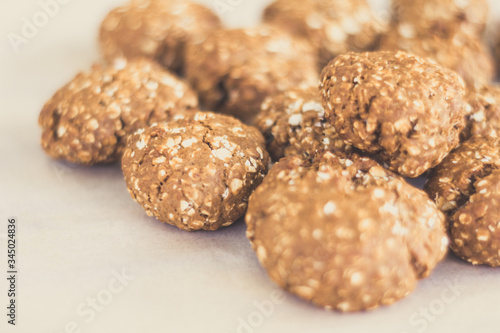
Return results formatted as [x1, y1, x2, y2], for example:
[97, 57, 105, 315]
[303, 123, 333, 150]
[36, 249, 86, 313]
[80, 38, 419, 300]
[185, 26, 318, 122]
[263, 0, 385, 69]
[246, 152, 447, 311]
[319, 51, 466, 178]
[380, 31, 495, 87]
[256, 87, 351, 161]
[99, 0, 222, 75]
[122, 112, 270, 231]
[391, 0, 489, 38]
[462, 85, 500, 140]
[425, 137, 500, 267]
[39, 58, 198, 165]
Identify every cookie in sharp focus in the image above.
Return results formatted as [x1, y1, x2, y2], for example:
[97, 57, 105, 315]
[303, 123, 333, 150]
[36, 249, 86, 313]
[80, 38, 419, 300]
[246, 152, 448, 311]
[39, 58, 198, 165]
[319, 51, 466, 178]
[256, 86, 351, 161]
[99, 0, 222, 75]
[424, 137, 500, 267]
[122, 111, 270, 231]
[185, 25, 319, 123]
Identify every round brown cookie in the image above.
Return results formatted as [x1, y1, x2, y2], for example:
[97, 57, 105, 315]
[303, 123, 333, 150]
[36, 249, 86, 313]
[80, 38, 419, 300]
[99, 0, 222, 75]
[255, 86, 351, 161]
[263, 0, 385, 69]
[391, 0, 489, 38]
[185, 26, 318, 122]
[39, 58, 198, 165]
[379, 29, 495, 87]
[424, 137, 500, 267]
[122, 112, 270, 231]
[319, 51, 466, 178]
[462, 85, 500, 140]
[246, 152, 447, 311]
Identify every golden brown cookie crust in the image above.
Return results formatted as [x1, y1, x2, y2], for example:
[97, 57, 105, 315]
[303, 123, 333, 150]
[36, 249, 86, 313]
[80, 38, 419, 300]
[246, 152, 447, 311]
[462, 85, 500, 140]
[99, 0, 222, 75]
[39, 58, 198, 165]
[319, 51, 466, 178]
[391, 0, 489, 38]
[256, 86, 351, 161]
[379, 28, 495, 87]
[425, 137, 500, 266]
[122, 112, 270, 231]
[263, 0, 385, 69]
[185, 26, 319, 122]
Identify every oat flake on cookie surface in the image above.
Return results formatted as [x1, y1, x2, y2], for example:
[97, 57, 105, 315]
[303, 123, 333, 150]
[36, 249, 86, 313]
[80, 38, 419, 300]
[319, 51, 466, 178]
[39, 58, 198, 165]
[246, 152, 448, 311]
[122, 111, 270, 231]
[425, 137, 500, 267]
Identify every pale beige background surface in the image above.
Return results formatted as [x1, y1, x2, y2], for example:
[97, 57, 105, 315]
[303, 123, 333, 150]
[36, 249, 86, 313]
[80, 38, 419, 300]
[1, 1, 500, 333]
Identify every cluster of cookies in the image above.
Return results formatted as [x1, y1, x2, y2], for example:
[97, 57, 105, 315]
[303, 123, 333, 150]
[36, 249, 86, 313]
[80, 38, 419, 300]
[38, 0, 500, 312]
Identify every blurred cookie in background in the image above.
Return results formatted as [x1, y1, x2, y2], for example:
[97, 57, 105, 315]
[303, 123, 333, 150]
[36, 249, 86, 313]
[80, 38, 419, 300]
[263, 0, 386, 69]
[99, 0, 222, 75]
[185, 26, 318, 123]
[379, 0, 494, 87]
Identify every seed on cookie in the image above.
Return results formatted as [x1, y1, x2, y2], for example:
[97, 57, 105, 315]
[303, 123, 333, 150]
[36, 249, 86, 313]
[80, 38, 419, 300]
[122, 112, 270, 231]
[424, 137, 500, 267]
[263, 0, 385, 69]
[185, 25, 318, 123]
[246, 152, 447, 311]
[99, 0, 222, 75]
[39, 58, 198, 165]
[256, 86, 351, 161]
[319, 51, 466, 178]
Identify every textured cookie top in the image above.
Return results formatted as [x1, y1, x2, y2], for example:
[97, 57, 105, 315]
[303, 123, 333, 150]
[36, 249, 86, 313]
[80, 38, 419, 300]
[462, 85, 500, 140]
[319, 51, 466, 178]
[424, 137, 500, 267]
[39, 58, 198, 165]
[391, 0, 489, 38]
[424, 137, 500, 216]
[185, 26, 319, 122]
[99, 0, 222, 74]
[448, 169, 500, 267]
[380, 27, 495, 87]
[256, 86, 351, 161]
[246, 152, 447, 311]
[122, 112, 269, 231]
[263, 0, 385, 68]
